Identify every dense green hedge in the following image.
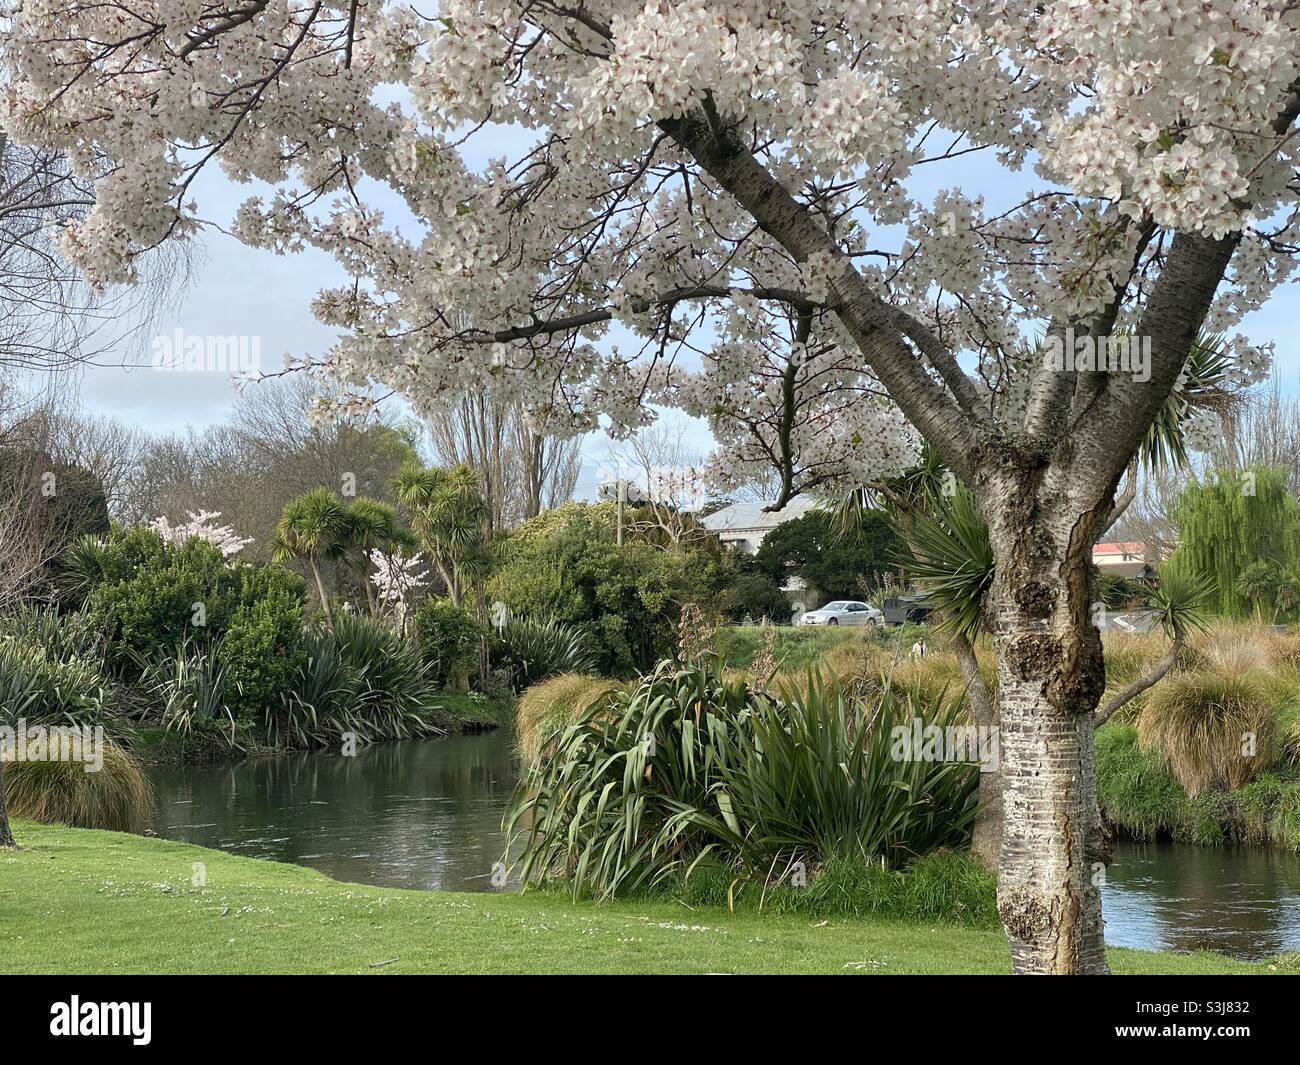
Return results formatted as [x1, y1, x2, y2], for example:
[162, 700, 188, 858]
[413, 598, 484, 689]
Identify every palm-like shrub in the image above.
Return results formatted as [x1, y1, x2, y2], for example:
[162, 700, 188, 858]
[888, 483, 992, 643]
[273, 615, 441, 747]
[1137, 670, 1283, 795]
[139, 638, 236, 744]
[509, 661, 979, 899]
[55, 533, 114, 607]
[515, 672, 621, 767]
[272, 486, 355, 623]
[492, 609, 599, 689]
[0, 635, 111, 727]
[395, 462, 490, 609]
[2, 737, 153, 831]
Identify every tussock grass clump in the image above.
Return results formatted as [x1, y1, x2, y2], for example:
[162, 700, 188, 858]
[1099, 631, 1176, 722]
[1187, 624, 1277, 676]
[3, 738, 153, 832]
[1266, 630, 1300, 672]
[853, 652, 987, 718]
[1137, 670, 1283, 795]
[770, 640, 883, 697]
[515, 673, 620, 768]
[1096, 725, 1300, 851]
[887, 655, 966, 704]
[1102, 632, 1166, 688]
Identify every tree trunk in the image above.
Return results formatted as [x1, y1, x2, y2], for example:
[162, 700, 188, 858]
[949, 634, 1000, 871]
[986, 481, 1109, 975]
[972, 767, 1002, 873]
[0, 761, 18, 849]
[309, 559, 334, 624]
[361, 564, 377, 617]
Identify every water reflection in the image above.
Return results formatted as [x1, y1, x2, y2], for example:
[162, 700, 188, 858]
[1102, 841, 1300, 959]
[149, 731, 521, 891]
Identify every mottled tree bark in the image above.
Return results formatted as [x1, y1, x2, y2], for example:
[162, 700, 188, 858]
[985, 470, 1109, 974]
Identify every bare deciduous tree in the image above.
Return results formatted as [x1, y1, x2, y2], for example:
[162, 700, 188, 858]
[426, 396, 580, 531]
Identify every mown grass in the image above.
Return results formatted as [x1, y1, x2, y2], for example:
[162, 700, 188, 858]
[0, 822, 1286, 975]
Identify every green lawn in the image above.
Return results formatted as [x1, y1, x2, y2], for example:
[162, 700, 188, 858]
[0, 822, 1288, 974]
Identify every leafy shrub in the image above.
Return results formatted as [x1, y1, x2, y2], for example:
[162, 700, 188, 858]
[217, 584, 306, 723]
[2, 737, 153, 831]
[509, 661, 978, 899]
[491, 610, 599, 689]
[487, 501, 733, 673]
[1095, 573, 1151, 610]
[413, 597, 484, 688]
[754, 507, 900, 602]
[717, 571, 790, 624]
[79, 526, 306, 675]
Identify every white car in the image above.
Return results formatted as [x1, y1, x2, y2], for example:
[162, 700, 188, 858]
[800, 601, 884, 627]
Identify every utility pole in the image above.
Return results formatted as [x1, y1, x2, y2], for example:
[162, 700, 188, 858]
[617, 478, 625, 547]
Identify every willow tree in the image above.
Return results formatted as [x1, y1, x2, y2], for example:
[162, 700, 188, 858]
[1169, 466, 1300, 619]
[4, 1, 1298, 974]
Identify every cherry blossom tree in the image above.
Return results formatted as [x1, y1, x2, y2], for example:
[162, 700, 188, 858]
[149, 510, 254, 558]
[368, 547, 428, 627]
[3, 0, 1299, 974]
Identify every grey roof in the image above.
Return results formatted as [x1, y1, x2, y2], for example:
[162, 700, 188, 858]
[702, 496, 820, 533]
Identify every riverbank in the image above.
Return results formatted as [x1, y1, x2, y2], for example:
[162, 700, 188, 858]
[127, 690, 515, 767]
[0, 822, 1288, 975]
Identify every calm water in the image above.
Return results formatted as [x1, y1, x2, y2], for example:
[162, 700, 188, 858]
[1102, 841, 1300, 959]
[149, 731, 521, 892]
[149, 734, 1300, 959]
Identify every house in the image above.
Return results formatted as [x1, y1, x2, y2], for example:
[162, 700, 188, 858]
[700, 496, 819, 554]
[1092, 541, 1157, 580]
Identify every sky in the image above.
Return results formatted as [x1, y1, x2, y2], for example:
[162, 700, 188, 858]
[71, 140, 719, 502]
[72, 127, 1300, 502]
